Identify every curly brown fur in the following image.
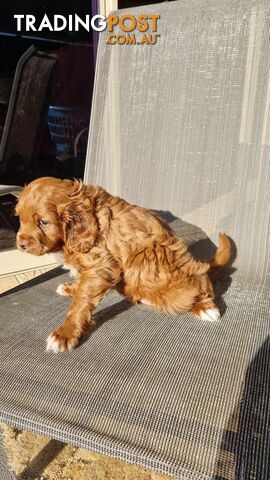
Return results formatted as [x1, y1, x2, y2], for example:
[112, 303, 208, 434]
[16, 177, 232, 352]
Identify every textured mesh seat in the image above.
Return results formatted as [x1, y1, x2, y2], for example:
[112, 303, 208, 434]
[1, 0, 270, 478]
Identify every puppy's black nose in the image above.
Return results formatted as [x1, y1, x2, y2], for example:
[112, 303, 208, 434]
[19, 242, 27, 250]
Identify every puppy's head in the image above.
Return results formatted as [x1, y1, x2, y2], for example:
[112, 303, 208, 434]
[16, 177, 98, 255]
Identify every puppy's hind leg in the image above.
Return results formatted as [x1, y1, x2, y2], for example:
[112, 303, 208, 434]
[192, 299, 220, 322]
[155, 278, 220, 321]
[190, 275, 220, 322]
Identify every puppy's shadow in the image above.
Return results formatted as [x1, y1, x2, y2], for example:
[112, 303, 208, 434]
[94, 298, 133, 327]
[156, 211, 237, 317]
[81, 297, 133, 344]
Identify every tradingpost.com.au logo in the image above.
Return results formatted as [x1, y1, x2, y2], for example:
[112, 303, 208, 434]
[106, 14, 160, 45]
[13, 13, 161, 46]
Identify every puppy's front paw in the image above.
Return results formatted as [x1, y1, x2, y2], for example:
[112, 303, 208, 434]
[46, 329, 79, 353]
[56, 284, 67, 296]
[56, 283, 75, 297]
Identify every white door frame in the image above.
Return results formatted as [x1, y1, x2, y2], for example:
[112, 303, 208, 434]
[99, 0, 118, 16]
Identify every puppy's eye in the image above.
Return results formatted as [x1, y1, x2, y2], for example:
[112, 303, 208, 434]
[37, 219, 49, 228]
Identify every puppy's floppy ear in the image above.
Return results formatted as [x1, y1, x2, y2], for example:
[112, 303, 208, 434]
[59, 180, 99, 253]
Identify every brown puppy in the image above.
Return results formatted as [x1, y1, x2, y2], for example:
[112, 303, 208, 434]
[16, 177, 231, 352]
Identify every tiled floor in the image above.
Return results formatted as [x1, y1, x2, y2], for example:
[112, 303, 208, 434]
[0, 266, 55, 294]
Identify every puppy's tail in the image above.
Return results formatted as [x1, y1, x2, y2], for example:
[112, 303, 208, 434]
[210, 233, 232, 269]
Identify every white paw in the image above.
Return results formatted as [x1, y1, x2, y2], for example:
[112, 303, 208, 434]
[46, 334, 62, 353]
[199, 308, 220, 322]
[56, 284, 66, 296]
